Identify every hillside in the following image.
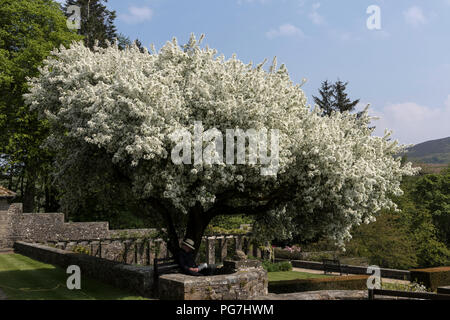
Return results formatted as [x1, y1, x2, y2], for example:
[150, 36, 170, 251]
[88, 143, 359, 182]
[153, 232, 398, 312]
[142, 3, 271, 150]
[405, 136, 450, 164]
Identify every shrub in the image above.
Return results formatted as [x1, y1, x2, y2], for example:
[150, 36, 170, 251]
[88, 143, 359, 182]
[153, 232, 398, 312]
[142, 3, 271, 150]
[72, 245, 90, 255]
[262, 260, 292, 272]
[381, 281, 429, 293]
[344, 212, 418, 269]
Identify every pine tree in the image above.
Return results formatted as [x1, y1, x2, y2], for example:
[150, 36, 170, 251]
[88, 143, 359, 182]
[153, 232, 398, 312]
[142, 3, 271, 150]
[64, 0, 118, 49]
[332, 80, 360, 114]
[134, 38, 145, 53]
[314, 79, 360, 117]
[313, 80, 334, 116]
[116, 34, 146, 52]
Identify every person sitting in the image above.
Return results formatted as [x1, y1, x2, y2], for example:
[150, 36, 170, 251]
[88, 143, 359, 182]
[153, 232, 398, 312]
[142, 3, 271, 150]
[177, 238, 214, 276]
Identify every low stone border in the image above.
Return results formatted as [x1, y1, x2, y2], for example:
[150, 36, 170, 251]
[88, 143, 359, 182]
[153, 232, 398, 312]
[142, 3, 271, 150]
[13, 241, 154, 297]
[159, 260, 268, 300]
[256, 290, 368, 300]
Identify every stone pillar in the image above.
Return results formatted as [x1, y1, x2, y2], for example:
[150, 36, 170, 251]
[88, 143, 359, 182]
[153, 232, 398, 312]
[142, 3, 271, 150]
[90, 241, 100, 257]
[123, 240, 133, 263]
[134, 241, 139, 264]
[157, 240, 167, 259]
[149, 240, 156, 264]
[146, 240, 151, 265]
[252, 243, 261, 259]
[235, 235, 243, 251]
[262, 241, 271, 260]
[218, 237, 228, 262]
[243, 237, 251, 256]
[206, 237, 215, 265]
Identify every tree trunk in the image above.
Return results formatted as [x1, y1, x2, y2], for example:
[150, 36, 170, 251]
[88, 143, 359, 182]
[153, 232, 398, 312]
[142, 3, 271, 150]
[23, 172, 36, 212]
[184, 203, 213, 259]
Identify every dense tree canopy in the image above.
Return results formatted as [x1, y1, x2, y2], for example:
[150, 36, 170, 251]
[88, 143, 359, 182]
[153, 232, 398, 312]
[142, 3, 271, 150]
[0, 0, 82, 211]
[25, 35, 417, 255]
[63, 0, 117, 50]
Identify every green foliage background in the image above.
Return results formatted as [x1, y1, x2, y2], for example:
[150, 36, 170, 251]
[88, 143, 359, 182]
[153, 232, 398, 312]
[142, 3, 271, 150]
[345, 166, 450, 269]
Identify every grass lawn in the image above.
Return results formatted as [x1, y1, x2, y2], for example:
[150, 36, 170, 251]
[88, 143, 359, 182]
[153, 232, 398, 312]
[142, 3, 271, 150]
[268, 271, 331, 282]
[0, 254, 148, 300]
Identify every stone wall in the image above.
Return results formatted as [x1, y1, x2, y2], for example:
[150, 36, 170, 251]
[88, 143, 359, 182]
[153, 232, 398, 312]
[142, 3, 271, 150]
[13, 241, 154, 297]
[1, 203, 256, 268]
[14, 241, 268, 300]
[0, 203, 156, 249]
[43, 238, 170, 266]
[158, 260, 268, 300]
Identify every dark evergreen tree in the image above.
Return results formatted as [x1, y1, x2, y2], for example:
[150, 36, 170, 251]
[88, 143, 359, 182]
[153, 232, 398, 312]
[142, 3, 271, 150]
[64, 0, 117, 49]
[134, 38, 146, 53]
[116, 33, 131, 50]
[332, 80, 360, 114]
[313, 80, 334, 116]
[314, 79, 360, 117]
[116, 34, 146, 52]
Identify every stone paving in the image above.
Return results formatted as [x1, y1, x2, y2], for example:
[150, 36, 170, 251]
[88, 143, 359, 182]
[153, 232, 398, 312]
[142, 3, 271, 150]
[255, 290, 368, 300]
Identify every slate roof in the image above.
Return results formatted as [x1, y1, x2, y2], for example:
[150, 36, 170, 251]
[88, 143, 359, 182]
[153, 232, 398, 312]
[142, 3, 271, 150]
[0, 186, 16, 198]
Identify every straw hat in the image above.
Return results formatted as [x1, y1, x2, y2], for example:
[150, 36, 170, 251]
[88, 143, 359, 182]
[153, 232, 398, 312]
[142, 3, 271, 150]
[182, 238, 195, 250]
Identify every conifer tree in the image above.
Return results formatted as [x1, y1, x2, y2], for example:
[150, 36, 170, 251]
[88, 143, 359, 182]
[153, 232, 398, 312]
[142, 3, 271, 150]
[333, 80, 360, 114]
[313, 79, 360, 117]
[313, 80, 334, 116]
[64, 0, 117, 49]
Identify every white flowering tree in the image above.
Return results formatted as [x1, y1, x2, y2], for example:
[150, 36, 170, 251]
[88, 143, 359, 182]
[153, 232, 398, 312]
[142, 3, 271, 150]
[25, 35, 417, 256]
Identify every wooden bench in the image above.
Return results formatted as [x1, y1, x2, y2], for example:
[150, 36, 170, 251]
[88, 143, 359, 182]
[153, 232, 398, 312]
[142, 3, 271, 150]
[153, 257, 180, 283]
[368, 288, 450, 300]
[322, 259, 346, 275]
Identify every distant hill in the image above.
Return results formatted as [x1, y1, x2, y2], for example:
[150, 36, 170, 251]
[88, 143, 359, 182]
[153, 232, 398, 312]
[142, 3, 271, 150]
[405, 136, 450, 164]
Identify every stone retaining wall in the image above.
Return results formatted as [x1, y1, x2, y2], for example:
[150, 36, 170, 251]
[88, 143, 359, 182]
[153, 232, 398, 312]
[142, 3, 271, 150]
[42, 238, 169, 266]
[13, 241, 154, 297]
[0, 203, 156, 249]
[159, 260, 268, 300]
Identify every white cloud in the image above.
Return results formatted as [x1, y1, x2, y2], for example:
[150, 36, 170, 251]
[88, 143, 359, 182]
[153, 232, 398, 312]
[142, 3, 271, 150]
[266, 24, 304, 39]
[309, 3, 325, 25]
[119, 6, 153, 24]
[369, 96, 450, 144]
[403, 6, 427, 27]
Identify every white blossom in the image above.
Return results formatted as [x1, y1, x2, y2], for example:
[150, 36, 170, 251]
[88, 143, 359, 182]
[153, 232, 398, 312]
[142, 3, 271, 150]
[25, 35, 418, 246]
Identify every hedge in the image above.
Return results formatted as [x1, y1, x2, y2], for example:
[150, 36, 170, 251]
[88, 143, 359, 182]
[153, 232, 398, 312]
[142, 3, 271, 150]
[410, 266, 450, 291]
[268, 275, 369, 294]
[262, 261, 292, 272]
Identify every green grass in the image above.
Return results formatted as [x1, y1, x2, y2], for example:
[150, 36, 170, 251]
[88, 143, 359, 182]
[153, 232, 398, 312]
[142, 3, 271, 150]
[268, 271, 330, 282]
[0, 254, 148, 300]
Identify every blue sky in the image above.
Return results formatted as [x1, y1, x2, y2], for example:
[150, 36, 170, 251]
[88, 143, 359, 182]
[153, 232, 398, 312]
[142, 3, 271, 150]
[62, 0, 450, 145]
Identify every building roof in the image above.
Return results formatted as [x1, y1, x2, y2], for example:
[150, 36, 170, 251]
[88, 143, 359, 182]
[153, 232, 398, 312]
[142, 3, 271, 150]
[0, 186, 16, 198]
